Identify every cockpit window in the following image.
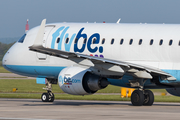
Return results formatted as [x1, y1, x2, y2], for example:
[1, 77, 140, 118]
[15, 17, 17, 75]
[18, 34, 26, 43]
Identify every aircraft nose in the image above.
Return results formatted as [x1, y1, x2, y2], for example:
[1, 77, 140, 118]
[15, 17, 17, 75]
[2, 45, 20, 72]
[2, 51, 10, 67]
[2, 43, 17, 70]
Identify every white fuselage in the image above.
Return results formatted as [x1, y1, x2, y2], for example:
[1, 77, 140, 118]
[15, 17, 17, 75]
[3, 23, 180, 78]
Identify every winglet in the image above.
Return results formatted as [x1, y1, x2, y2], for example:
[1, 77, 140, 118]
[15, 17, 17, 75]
[33, 19, 46, 46]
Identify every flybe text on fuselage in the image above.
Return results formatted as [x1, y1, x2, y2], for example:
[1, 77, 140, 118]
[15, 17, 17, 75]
[51, 27, 104, 57]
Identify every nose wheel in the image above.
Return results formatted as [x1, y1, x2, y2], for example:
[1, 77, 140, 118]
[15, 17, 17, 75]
[41, 92, 54, 102]
[131, 90, 154, 106]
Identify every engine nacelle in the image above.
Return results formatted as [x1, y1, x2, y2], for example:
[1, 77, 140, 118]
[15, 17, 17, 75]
[166, 88, 180, 96]
[58, 66, 109, 95]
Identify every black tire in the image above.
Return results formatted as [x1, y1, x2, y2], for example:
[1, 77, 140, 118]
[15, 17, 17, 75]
[143, 90, 154, 106]
[131, 90, 144, 106]
[41, 93, 49, 102]
[49, 93, 55, 102]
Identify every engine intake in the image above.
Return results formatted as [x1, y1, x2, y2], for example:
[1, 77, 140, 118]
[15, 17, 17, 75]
[83, 72, 109, 93]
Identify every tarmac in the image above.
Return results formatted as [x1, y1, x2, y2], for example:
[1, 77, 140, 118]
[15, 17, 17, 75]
[0, 73, 179, 120]
[0, 98, 180, 120]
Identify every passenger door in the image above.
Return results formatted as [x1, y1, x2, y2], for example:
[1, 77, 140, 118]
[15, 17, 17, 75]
[36, 25, 55, 60]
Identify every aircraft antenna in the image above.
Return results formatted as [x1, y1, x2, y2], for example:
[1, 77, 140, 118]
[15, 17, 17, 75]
[25, 19, 29, 32]
[116, 18, 121, 23]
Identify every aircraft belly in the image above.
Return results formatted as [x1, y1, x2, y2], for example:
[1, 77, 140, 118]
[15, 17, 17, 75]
[4, 65, 66, 78]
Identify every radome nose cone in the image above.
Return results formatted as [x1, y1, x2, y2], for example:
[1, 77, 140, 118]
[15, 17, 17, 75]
[2, 50, 11, 66]
[2, 52, 8, 66]
[2, 54, 7, 65]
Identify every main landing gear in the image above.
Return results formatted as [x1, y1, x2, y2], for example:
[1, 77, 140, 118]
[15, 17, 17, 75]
[131, 89, 154, 106]
[128, 78, 154, 106]
[41, 79, 55, 102]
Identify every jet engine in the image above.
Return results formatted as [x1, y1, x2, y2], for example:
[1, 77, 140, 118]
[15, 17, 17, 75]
[166, 88, 180, 96]
[58, 66, 109, 95]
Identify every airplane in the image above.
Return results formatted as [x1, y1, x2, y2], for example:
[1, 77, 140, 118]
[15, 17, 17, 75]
[2, 19, 180, 106]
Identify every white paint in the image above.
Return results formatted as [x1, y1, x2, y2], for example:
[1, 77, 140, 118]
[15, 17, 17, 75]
[3, 21, 180, 77]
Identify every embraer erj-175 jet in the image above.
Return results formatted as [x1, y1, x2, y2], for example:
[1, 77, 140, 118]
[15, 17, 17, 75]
[3, 19, 180, 106]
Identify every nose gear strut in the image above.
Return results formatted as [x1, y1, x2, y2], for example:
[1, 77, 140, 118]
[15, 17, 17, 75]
[41, 79, 55, 102]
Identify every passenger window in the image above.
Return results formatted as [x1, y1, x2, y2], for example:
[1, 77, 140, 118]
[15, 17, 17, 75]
[65, 38, 69, 44]
[139, 39, 142, 45]
[159, 39, 163, 45]
[169, 40, 173, 45]
[92, 38, 97, 44]
[111, 39, 114, 44]
[102, 38, 105, 44]
[56, 37, 60, 43]
[18, 34, 26, 43]
[120, 39, 124, 45]
[129, 39, 133, 45]
[74, 38, 78, 44]
[150, 39, 153, 45]
[83, 38, 87, 44]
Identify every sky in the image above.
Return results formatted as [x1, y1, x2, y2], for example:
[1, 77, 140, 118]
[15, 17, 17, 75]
[1, 0, 180, 38]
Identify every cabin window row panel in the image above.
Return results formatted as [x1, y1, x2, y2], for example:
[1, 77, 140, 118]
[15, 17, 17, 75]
[169, 40, 173, 46]
[129, 39, 133, 45]
[120, 39, 124, 45]
[102, 38, 105, 44]
[111, 39, 114, 44]
[83, 38, 87, 44]
[92, 38, 97, 44]
[150, 39, 153, 45]
[74, 38, 87, 44]
[72, 37, 176, 46]
[139, 39, 142, 45]
[159, 39, 163, 45]
[65, 38, 69, 44]
[56, 37, 60, 43]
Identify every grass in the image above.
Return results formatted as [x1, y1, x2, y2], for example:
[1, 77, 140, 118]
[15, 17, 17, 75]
[0, 73, 174, 102]
[0, 79, 121, 93]
[0, 66, 11, 73]
[0, 64, 168, 93]
[0, 79, 63, 93]
[0, 65, 168, 93]
[0, 77, 26, 78]
[0, 79, 167, 93]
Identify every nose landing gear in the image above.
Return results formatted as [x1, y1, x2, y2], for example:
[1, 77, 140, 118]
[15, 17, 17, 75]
[41, 79, 56, 102]
[41, 92, 55, 102]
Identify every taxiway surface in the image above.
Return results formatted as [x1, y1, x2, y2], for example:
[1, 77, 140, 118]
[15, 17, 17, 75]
[0, 98, 180, 120]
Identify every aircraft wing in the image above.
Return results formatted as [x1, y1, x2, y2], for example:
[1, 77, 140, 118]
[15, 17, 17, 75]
[29, 45, 175, 80]
[29, 19, 176, 81]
